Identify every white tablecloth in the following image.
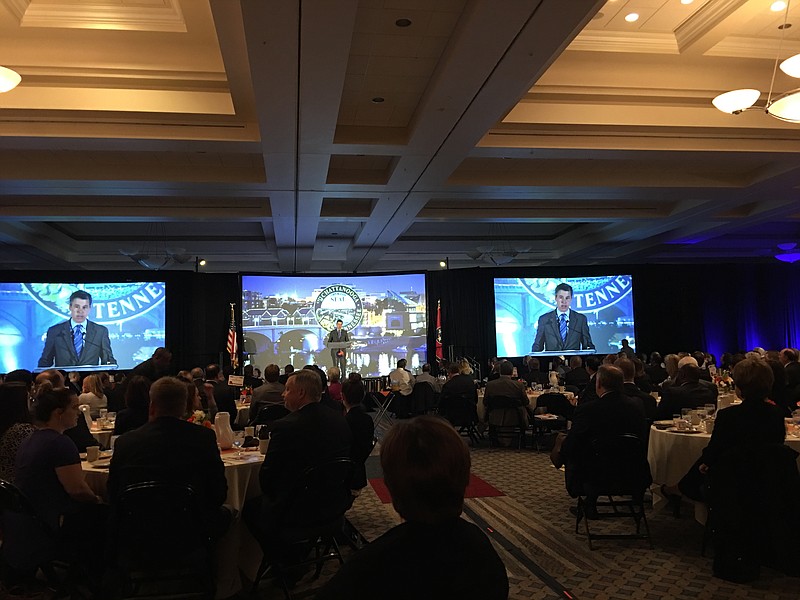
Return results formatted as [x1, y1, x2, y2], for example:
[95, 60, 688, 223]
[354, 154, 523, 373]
[82, 449, 264, 599]
[648, 426, 800, 486]
[89, 428, 113, 448]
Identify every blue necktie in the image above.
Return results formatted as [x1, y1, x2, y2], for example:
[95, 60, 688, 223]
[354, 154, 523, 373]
[559, 314, 567, 343]
[73, 324, 84, 357]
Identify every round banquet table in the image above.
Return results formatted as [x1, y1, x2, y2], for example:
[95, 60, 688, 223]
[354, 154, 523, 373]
[82, 448, 264, 599]
[647, 426, 800, 519]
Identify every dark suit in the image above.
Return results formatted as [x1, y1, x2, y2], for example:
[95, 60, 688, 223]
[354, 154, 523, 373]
[623, 381, 657, 422]
[440, 374, 478, 405]
[208, 380, 238, 424]
[37, 320, 115, 368]
[656, 381, 719, 421]
[531, 310, 594, 353]
[564, 367, 590, 391]
[578, 373, 599, 405]
[560, 390, 648, 497]
[108, 416, 227, 515]
[244, 401, 352, 541]
[327, 328, 350, 374]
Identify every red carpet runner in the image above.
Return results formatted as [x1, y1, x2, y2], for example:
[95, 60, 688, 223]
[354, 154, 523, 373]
[369, 473, 505, 504]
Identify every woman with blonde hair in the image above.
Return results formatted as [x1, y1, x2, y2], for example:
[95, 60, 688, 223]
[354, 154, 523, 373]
[78, 374, 107, 417]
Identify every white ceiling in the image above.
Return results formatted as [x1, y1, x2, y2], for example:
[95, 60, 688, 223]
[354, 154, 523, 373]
[0, 0, 799, 273]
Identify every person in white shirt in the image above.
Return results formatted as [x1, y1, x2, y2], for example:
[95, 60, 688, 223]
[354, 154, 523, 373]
[78, 374, 107, 417]
[414, 363, 442, 393]
[389, 359, 415, 397]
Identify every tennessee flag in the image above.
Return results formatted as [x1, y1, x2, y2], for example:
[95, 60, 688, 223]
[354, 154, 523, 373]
[227, 303, 238, 369]
[436, 300, 443, 360]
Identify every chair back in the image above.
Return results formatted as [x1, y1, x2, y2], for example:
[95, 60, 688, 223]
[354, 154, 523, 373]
[116, 481, 211, 568]
[411, 382, 435, 415]
[484, 394, 523, 411]
[0, 479, 57, 571]
[584, 434, 651, 496]
[252, 404, 290, 426]
[438, 392, 477, 427]
[537, 393, 574, 420]
[281, 458, 354, 536]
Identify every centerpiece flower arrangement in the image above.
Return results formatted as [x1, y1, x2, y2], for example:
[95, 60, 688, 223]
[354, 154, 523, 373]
[187, 410, 213, 428]
[713, 370, 733, 392]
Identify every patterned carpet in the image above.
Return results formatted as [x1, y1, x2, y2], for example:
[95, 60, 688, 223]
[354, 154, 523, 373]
[254, 445, 800, 599]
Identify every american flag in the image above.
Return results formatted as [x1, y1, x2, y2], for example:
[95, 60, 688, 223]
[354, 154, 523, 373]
[227, 303, 238, 369]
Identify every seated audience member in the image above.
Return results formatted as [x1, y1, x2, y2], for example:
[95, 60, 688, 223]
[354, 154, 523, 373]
[15, 385, 103, 534]
[439, 361, 479, 415]
[342, 380, 375, 494]
[662, 357, 785, 507]
[177, 370, 192, 383]
[243, 364, 263, 389]
[278, 364, 294, 385]
[242, 369, 351, 558]
[660, 353, 680, 389]
[577, 356, 601, 405]
[304, 365, 341, 414]
[656, 362, 719, 420]
[108, 377, 229, 534]
[100, 372, 124, 413]
[327, 367, 343, 403]
[205, 363, 238, 421]
[36, 369, 101, 452]
[0, 383, 35, 482]
[113, 375, 151, 435]
[522, 356, 548, 388]
[615, 358, 657, 422]
[483, 360, 530, 439]
[414, 363, 442, 393]
[389, 359, 415, 397]
[249, 363, 285, 422]
[645, 352, 668, 387]
[564, 356, 590, 392]
[632, 357, 653, 392]
[767, 359, 790, 416]
[78, 374, 107, 417]
[553, 365, 648, 513]
[317, 416, 509, 600]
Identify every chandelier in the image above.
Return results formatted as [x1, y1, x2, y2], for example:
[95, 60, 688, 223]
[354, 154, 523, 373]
[712, 1, 800, 122]
[119, 223, 192, 270]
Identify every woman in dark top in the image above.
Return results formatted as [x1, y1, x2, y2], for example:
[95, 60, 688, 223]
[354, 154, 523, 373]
[663, 357, 785, 505]
[317, 416, 508, 600]
[113, 375, 151, 436]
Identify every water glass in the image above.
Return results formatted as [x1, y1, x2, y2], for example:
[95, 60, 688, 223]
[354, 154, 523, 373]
[233, 431, 245, 457]
[704, 403, 716, 419]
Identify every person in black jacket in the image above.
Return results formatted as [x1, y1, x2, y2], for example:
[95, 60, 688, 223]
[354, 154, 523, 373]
[342, 380, 375, 493]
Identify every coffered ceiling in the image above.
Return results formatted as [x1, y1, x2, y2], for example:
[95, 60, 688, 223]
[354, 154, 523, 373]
[1, 0, 799, 272]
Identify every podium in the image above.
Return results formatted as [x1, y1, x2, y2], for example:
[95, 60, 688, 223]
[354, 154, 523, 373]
[529, 350, 596, 357]
[326, 342, 352, 351]
[35, 364, 118, 373]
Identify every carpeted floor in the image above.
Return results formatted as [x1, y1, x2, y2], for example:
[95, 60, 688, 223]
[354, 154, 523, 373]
[254, 444, 800, 599]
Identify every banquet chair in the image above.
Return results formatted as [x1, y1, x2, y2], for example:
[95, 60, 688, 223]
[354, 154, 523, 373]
[111, 481, 215, 599]
[0, 479, 62, 592]
[573, 434, 653, 550]
[484, 396, 527, 449]
[410, 382, 435, 416]
[438, 393, 482, 446]
[251, 458, 354, 599]
[251, 404, 290, 427]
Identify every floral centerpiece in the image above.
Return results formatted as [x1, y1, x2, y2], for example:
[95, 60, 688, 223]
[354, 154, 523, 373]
[713, 370, 734, 393]
[187, 410, 213, 428]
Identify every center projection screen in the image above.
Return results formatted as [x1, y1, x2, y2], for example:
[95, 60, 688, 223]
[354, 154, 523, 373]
[494, 275, 635, 357]
[241, 273, 427, 377]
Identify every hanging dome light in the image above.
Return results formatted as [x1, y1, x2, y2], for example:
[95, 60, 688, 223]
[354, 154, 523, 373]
[0, 66, 21, 93]
[712, 89, 760, 114]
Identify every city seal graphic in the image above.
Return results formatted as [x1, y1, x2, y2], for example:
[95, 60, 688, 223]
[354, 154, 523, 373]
[517, 276, 632, 312]
[22, 282, 166, 325]
[313, 284, 364, 331]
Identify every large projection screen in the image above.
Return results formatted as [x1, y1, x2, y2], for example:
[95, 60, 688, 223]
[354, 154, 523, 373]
[494, 276, 635, 357]
[241, 274, 427, 377]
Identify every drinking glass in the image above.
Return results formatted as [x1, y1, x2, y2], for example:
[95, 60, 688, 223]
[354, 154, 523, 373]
[106, 412, 116, 427]
[704, 403, 716, 419]
[233, 431, 245, 457]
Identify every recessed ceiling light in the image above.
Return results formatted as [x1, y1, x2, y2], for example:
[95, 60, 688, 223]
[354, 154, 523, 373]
[395, 18, 412, 27]
[771, 1, 787, 12]
[624, 12, 639, 22]
[371, 97, 385, 103]
[681, 0, 694, 5]
[779, 22, 793, 29]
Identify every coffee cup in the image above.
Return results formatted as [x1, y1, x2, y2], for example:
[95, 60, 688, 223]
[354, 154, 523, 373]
[86, 446, 100, 462]
[244, 426, 255, 438]
[258, 438, 270, 455]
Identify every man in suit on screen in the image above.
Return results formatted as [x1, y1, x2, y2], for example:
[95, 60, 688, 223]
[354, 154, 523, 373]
[37, 290, 116, 368]
[327, 318, 350, 375]
[531, 282, 595, 353]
